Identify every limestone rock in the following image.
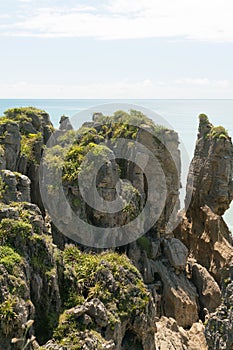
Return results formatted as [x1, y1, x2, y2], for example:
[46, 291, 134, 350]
[85, 299, 108, 327]
[0, 200, 61, 349]
[163, 238, 188, 271]
[0, 145, 6, 171]
[191, 262, 221, 313]
[59, 115, 73, 131]
[175, 116, 233, 283]
[1, 109, 233, 350]
[0, 170, 31, 203]
[154, 260, 199, 328]
[155, 317, 207, 350]
[205, 266, 233, 350]
[186, 116, 233, 216]
[175, 205, 233, 283]
[129, 238, 199, 328]
[0, 108, 54, 213]
[0, 121, 21, 171]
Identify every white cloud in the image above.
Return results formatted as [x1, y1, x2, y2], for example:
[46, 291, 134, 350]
[1, 0, 233, 41]
[0, 78, 231, 99]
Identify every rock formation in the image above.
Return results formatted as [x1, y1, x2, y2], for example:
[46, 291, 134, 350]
[175, 115, 233, 283]
[205, 264, 233, 349]
[0, 107, 53, 212]
[155, 317, 208, 349]
[0, 108, 232, 349]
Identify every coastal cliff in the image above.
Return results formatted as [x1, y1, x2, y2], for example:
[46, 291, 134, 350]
[0, 107, 232, 350]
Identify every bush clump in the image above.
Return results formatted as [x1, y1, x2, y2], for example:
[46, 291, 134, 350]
[208, 126, 229, 139]
[20, 132, 43, 163]
[4, 107, 47, 124]
[0, 218, 32, 247]
[0, 246, 23, 274]
[50, 245, 150, 349]
[0, 297, 18, 336]
[62, 246, 149, 318]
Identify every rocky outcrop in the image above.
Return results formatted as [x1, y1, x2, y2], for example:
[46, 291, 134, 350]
[155, 317, 208, 350]
[205, 265, 233, 349]
[0, 121, 21, 171]
[0, 200, 61, 349]
[163, 238, 188, 271]
[128, 237, 199, 328]
[1, 169, 31, 203]
[43, 297, 156, 350]
[47, 111, 181, 248]
[186, 115, 233, 215]
[0, 107, 53, 212]
[0, 192, 157, 349]
[1, 108, 233, 349]
[175, 115, 233, 283]
[191, 262, 221, 314]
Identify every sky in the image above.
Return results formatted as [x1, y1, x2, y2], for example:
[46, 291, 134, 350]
[1, 0, 233, 98]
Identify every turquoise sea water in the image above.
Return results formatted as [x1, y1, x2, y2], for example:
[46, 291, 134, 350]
[0, 99, 232, 230]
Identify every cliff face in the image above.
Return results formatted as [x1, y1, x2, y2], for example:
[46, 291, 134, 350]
[186, 115, 233, 216]
[44, 111, 181, 247]
[174, 114, 233, 349]
[174, 115, 233, 283]
[205, 265, 233, 350]
[0, 108, 232, 350]
[0, 175, 157, 349]
[0, 107, 53, 212]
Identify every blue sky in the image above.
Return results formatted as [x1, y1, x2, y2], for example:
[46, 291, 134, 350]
[1, 0, 233, 98]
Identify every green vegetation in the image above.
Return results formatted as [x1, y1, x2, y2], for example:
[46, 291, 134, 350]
[0, 218, 32, 245]
[198, 114, 229, 140]
[51, 245, 149, 349]
[0, 107, 49, 150]
[72, 197, 81, 208]
[95, 109, 164, 131]
[30, 234, 53, 273]
[53, 315, 108, 349]
[42, 109, 168, 187]
[0, 116, 17, 125]
[20, 132, 42, 163]
[208, 125, 229, 139]
[43, 144, 67, 184]
[0, 297, 17, 336]
[120, 182, 141, 220]
[57, 129, 76, 145]
[63, 246, 149, 318]
[199, 113, 209, 124]
[0, 246, 23, 274]
[62, 143, 111, 183]
[4, 107, 47, 124]
[137, 236, 151, 256]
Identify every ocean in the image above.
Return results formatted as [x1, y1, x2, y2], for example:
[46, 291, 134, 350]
[0, 99, 232, 230]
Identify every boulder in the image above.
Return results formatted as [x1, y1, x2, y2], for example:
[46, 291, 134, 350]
[191, 262, 221, 313]
[154, 260, 199, 328]
[164, 238, 188, 271]
[155, 317, 207, 350]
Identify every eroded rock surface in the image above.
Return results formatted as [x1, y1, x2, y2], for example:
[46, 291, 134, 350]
[175, 115, 233, 283]
[205, 265, 233, 350]
[155, 317, 208, 350]
[1, 109, 233, 349]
